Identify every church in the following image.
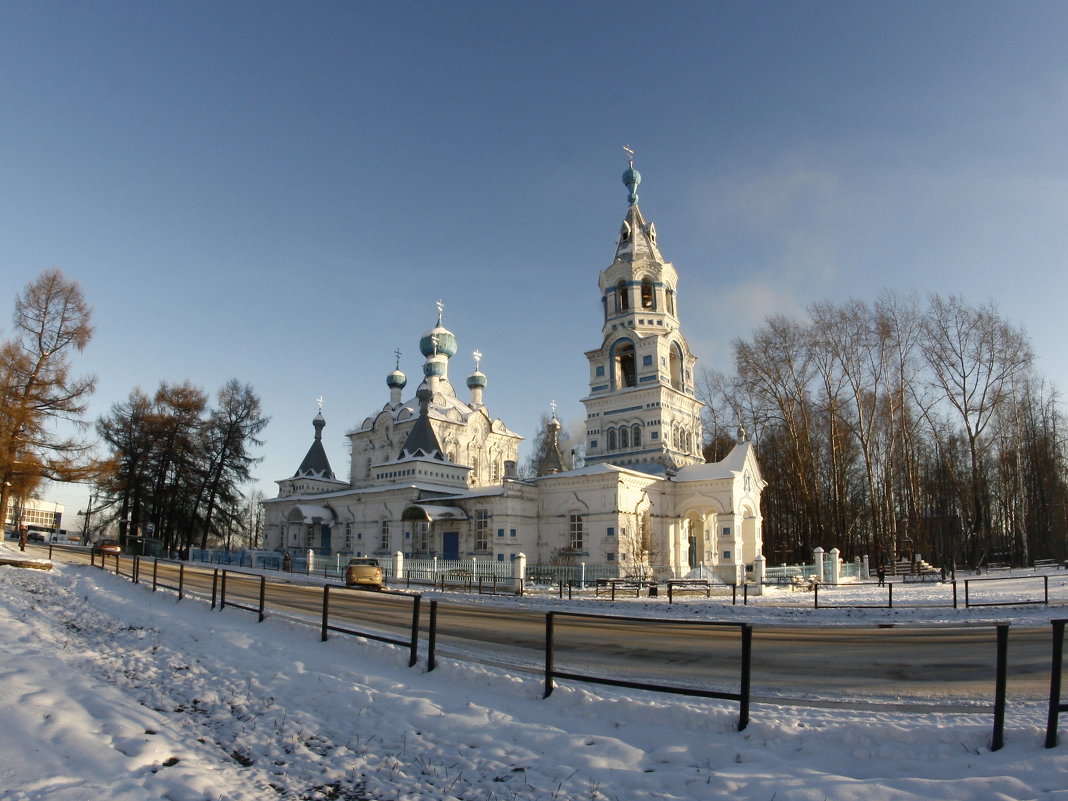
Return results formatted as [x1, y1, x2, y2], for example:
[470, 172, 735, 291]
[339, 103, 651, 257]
[261, 161, 765, 584]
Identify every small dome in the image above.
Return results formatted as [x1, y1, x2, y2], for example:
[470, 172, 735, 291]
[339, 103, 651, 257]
[423, 353, 447, 378]
[419, 321, 458, 359]
[387, 368, 407, 389]
[466, 370, 488, 390]
[623, 166, 641, 204]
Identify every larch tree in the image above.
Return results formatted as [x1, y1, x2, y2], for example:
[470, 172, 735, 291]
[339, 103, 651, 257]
[0, 270, 96, 546]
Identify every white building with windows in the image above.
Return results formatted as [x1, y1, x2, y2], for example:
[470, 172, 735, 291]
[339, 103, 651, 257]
[262, 162, 765, 582]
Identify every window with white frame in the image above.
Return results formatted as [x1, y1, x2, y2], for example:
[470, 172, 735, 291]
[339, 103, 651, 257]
[344, 522, 352, 551]
[474, 509, 490, 551]
[380, 520, 390, 551]
[416, 521, 430, 553]
[569, 514, 584, 551]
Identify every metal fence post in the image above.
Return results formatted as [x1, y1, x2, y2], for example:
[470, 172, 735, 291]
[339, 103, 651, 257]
[1046, 619, 1066, 748]
[992, 623, 1008, 751]
[211, 568, 219, 609]
[321, 585, 330, 642]
[178, 563, 185, 601]
[428, 600, 438, 672]
[408, 594, 421, 668]
[257, 575, 266, 622]
[544, 612, 556, 698]
[738, 624, 752, 731]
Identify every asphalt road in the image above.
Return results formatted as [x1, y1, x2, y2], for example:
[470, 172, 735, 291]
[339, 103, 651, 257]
[39, 545, 1057, 706]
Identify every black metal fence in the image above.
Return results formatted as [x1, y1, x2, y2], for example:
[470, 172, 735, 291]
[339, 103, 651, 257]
[77, 552, 1058, 751]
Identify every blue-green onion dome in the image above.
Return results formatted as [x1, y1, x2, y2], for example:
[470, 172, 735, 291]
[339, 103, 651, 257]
[623, 167, 641, 205]
[419, 322, 458, 359]
[423, 353, 447, 378]
[387, 368, 407, 389]
[466, 370, 488, 390]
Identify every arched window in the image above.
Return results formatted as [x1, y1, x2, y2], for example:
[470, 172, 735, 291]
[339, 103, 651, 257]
[619, 427, 629, 449]
[641, 277, 655, 309]
[616, 279, 629, 312]
[632, 424, 642, 447]
[669, 342, 684, 390]
[666, 289, 676, 316]
[607, 429, 617, 451]
[614, 340, 636, 388]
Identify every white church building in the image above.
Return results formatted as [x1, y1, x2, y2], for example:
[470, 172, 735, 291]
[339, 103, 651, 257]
[261, 162, 765, 584]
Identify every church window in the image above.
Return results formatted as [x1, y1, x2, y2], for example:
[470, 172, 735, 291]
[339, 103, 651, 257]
[568, 514, 584, 551]
[344, 523, 352, 550]
[606, 552, 616, 561]
[491, 460, 501, 482]
[667, 289, 676, 316]
[596, 365, 605, 377]
[415, 521, 430, 553]
[616, 280, 629, 311]
[632, 424, 642, 446]
[641, 277, 655, 309]
[614, 341, 636, 388]
[619, 427, 629, 449]
[475, 510, 490, 551]
[642, 354, 653, 366]
[607, 429, 617, 451]
[669, 343, 684, 390]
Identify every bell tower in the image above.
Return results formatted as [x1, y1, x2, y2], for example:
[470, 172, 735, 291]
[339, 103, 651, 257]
[581, 153, 705, 474]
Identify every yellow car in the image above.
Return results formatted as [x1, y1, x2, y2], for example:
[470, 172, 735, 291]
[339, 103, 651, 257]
[345, 557, 384, 589]
[92, 539, 121, 556]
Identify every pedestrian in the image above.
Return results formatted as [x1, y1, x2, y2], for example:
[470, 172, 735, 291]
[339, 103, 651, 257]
[283, 552, 292, 572]
[940, 566, 947, 582]
[877, 566, 885, 587]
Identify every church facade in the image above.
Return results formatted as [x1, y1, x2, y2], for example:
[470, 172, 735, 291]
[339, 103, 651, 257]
[261, 162, 765, 583]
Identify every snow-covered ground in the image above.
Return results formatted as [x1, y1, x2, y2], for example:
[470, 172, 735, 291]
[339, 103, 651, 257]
[2, 542, 1067, 801]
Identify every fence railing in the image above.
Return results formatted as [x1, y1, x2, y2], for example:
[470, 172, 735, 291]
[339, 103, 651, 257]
[543, 611, 752, 731]
[76, 551, 1061, 751]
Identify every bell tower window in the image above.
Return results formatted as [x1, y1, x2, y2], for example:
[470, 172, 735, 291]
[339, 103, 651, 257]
[613, 341, 637, 388]
[641, 277, 655, 309]
[616, 280, 629, 312]
[669, 343, 684, 391]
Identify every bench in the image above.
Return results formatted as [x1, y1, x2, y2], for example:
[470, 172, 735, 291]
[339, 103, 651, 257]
[595, 577, 657, 600]
[1034, 559, 1060, 571]
[667, 579, 712, 603]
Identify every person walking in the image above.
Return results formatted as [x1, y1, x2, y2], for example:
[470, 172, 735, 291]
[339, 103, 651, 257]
[877, 566, 886, 587]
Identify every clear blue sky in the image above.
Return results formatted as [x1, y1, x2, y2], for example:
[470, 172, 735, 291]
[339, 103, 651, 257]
[3, 1, 1066, 520]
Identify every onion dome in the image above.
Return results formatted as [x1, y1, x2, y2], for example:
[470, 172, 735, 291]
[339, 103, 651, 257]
[466, 370, 488, 390]
[387, 368, 407, 390]
[423, 353, 447, 378]
[623, 165, 641, 205]
[419, 309, 458, 359]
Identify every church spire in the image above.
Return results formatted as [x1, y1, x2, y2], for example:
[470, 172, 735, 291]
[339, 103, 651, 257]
[294, 402, 336, 479]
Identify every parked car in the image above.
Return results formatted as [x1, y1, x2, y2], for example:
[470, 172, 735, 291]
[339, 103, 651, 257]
[344, 557, 384, 589]
[91, 539, 121, 556]
[26, 531, 45, 542]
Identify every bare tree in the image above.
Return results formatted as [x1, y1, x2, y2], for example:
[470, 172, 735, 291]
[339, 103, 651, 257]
[915, 295, 1033, 564]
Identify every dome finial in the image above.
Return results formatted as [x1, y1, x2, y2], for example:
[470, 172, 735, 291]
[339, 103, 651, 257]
[622, 145, 640, 205]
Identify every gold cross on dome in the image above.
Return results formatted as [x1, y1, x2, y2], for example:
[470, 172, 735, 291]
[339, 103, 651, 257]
[473, 349, 482, 370]
[316, 396, 324, 411]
